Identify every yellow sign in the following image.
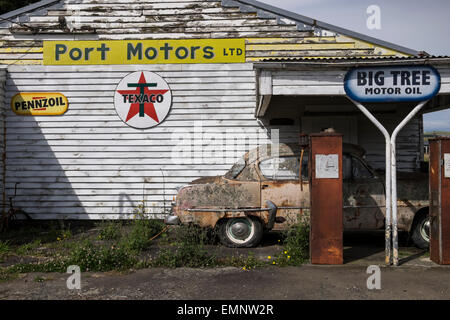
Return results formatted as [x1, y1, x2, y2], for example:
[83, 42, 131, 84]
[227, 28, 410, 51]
[43, 39, 246, 65]
[11, 93, 68, 116]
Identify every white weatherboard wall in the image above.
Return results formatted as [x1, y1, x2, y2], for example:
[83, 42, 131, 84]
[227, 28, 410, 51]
[5, 63, 270, 219]
[0, 68, 5, 214]
[358, 114, 422, 171]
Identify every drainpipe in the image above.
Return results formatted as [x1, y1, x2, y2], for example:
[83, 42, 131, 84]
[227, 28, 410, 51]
[348, 98, 392, 265]
[390, 100, 429, 266]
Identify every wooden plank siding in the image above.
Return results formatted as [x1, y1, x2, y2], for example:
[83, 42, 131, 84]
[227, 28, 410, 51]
[0, 0, 409, 65]
[0, 68, 6, 216]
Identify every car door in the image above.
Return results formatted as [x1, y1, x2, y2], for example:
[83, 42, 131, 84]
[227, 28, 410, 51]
[258, 155, 309, 230]
[343, 154, 386, 230]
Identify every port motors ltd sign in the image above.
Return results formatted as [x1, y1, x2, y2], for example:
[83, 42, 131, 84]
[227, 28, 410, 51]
[43, 39, 245, 65]
[344, 65, 441, 102]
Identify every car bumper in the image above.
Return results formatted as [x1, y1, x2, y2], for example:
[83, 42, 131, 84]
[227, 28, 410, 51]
[164, 214, 180, 225]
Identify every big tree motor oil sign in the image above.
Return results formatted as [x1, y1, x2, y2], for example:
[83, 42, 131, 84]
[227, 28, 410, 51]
[344, 65, 441, 102]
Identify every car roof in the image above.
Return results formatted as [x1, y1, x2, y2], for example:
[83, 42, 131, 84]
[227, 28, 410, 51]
[244, 143, 366, 163]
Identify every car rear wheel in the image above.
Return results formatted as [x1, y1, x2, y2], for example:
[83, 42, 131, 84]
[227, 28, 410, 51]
[411, 212, 430, 249]
[218, 216, 263, 248]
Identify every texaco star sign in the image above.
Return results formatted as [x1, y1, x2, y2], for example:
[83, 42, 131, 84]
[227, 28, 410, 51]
[114, 71, 172, 129]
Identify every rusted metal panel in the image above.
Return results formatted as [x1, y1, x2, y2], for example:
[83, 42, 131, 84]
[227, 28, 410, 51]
[429, 138, 450, 265]
[309, 133, 343, 265]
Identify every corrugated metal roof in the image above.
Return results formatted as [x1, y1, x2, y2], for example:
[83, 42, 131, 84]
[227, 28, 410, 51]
[260, 55, 450, 62]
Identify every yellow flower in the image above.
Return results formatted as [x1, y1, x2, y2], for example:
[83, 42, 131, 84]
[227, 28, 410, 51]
[284, 251, 288, 254]
[57, 237, 61, 241]
[288, 256, 291, 259]
[272, 261, 276, 265]
[267, 256, 271, 260]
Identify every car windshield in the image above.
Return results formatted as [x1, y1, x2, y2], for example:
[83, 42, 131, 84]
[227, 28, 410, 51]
[224, 157, 246, 179]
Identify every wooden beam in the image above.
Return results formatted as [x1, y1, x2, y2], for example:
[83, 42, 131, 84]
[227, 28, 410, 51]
[256, 94, 271, 117]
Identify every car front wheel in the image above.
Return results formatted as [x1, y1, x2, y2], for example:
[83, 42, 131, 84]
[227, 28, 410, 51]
[411, 212, 430, 249]
[218, 216, 263, 248]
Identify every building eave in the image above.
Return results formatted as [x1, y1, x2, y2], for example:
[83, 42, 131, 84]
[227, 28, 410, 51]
[253, 57, 450, 70]
[0, 0, 61, 21]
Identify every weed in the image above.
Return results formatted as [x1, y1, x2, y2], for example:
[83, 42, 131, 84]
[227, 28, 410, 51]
[7, 259, 67, 273]
[34, 276, 45, 283]
[219, 252, 266, 270]
[0, 240, 10, 261]
[274, 221, 310, 266]
[67, 240, 137, 272]
[58, 229, 72, 242]
[98, 221, 122, 241]
[121, 218, 165, 252]
[169, 224, 216, 246]
[16, 239, 42, 256]
[151, 224, 217, 268]
[0, 268, 18, 283]
[152, 245, 216, 268]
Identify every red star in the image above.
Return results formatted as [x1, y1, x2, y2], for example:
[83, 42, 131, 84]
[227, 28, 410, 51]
[118, 72, 169, 123]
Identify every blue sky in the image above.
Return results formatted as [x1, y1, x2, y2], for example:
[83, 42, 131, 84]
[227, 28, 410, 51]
[261, 0, 450, 132]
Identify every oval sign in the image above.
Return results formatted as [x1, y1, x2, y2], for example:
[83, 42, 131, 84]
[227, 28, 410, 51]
[114, 71, 172, 129]
[11, 92, 68, 116]
[344, 65, 441, 102]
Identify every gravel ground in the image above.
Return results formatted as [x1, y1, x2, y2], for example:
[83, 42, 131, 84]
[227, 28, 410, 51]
[0, 263, 449, 300]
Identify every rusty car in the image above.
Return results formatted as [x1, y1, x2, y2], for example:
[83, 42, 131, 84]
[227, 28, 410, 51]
[164, 143, 430, 248]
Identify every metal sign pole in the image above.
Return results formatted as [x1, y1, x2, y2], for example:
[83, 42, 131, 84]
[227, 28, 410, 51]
[348, 98, 392, 265]
[390, 99, 429, 266]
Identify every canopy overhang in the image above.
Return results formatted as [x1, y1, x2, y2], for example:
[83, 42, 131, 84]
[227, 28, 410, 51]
[254, 57, 450, 118]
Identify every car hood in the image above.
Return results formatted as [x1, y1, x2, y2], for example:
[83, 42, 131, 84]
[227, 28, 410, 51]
[176, 177, 260, 210]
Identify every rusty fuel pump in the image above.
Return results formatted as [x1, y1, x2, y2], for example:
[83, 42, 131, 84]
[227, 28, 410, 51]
[429, 137, 450, 265]
[309, 133, 344, 264]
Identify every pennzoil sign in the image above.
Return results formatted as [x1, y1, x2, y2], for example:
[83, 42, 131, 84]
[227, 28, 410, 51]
[11, 93, 68, 116]
[114, 71, 172, 129]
